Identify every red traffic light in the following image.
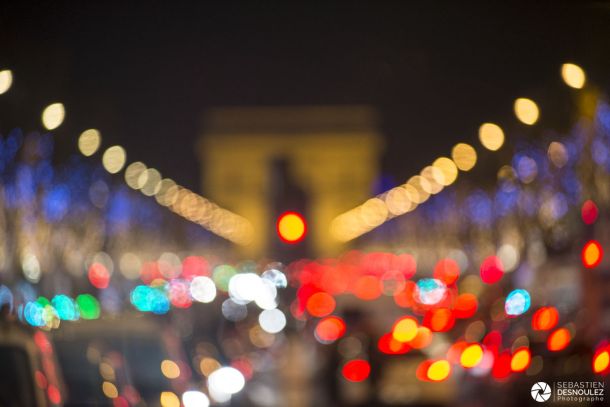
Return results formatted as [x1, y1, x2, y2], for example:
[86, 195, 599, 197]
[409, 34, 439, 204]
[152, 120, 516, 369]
[277, 211, 306, 244]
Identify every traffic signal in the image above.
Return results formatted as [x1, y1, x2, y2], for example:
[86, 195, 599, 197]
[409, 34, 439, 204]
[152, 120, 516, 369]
[276, 211, 306, 244]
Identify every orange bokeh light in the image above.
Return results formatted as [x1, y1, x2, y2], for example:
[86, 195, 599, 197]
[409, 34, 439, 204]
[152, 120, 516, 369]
[315, 316, 346, 344]
[393, 280, 416, 308]
[547, 327, 571, 352]
[582, 240, 603, 268]
[424, 308, 455, 332]
[353, 275, 382, 300]
[409, 326, 433, 349]
[532, 306, 559, 331]
[454, 293, 478, 319]
[306, 292, 336, 317]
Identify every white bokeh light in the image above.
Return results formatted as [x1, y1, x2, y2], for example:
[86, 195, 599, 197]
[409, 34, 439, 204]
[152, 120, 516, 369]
[254, 279, 278, 310]
[182, 390, 210, 407]
[190, 276, 217, 303]
[208, 367, 245, 395]
[229, 273, 262, 303]
[258, 308, 286, 334]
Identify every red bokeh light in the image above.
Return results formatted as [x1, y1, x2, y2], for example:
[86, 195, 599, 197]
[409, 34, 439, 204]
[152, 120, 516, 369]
[113, 397, 129, 407]
[181, 256, 209, 280]
[35, 370, 47, 389]
[581, 199, 599, 224]
[491, 351, 512, 380]
[480, 256, 504, 284]
[88, 263, 110, 289]
[482, 330, 503, 355]
[378, 333, 411, 355]
[139, 261, 162, 284]
[433, 258, 460, 285]
[415, 360, 433, 382]
[169, 280, 192, 308]
[232, 358, 254, 380]
[47, 384, 61, 404]
[342, 359, 371, 382]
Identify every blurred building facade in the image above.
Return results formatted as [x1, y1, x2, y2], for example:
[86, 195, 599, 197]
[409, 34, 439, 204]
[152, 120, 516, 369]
[199, 106, 383, 258]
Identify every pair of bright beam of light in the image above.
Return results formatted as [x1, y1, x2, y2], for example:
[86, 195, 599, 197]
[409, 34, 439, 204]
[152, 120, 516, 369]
[0, 62, 588, 244]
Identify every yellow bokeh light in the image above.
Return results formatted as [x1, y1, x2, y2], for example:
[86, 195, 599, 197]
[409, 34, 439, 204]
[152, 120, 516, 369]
[277, 212, 306, 242]
[497, 165, 516, 181]
[478, 123, 505, 151]
[330, 213, 360, 242]
[427, 360, 451, 381]
[102, 145, 126, 174]
[155, 178, 178, 206]
[451, 143, 477, 171]
[460, 344, 484, 368]
[561, 63, 586, 89]
[514, 98, 539, 125]
[125, 162, 147, 189]
[406, 176, 430, 204]
[78, 129, 102, 156]
[99, 361, 115, 381]
[161, 359, 181, 379]
[160, 391, 180, 407]
[432, 157, 458, 186]
[141, 168, 162, 196]
[593, 351, 609, 374]
[102, 381, 118, 399]
[510, 348, 531, 372]
[385, 186, 415, 216]
[548, 141, 568, 168]
[200, 357, 221, 377]
[392, 317, 418, 343]
[359, 198, 388, 227]
[0, 70, 13, 95]
[420, 166, 444, 194]
[41, 103, 65, 130]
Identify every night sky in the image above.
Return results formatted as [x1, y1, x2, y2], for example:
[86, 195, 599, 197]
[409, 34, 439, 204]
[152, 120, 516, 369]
[1, 1, 610, 191]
